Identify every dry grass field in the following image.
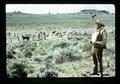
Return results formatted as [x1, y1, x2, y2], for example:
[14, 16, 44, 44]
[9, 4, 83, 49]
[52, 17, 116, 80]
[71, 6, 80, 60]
[6, 11, 115, 77]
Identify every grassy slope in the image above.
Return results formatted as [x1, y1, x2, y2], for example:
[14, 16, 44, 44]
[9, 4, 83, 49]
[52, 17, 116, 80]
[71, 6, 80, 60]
[6, 12, 115, 77]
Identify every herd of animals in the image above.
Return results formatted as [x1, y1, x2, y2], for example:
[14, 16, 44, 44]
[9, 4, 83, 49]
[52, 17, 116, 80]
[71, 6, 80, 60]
[6, 28, 93, 60]
[6, 29, 91, 43]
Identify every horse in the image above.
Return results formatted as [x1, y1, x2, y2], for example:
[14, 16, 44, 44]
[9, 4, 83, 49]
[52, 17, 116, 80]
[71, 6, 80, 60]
[22, 35, 30, 41]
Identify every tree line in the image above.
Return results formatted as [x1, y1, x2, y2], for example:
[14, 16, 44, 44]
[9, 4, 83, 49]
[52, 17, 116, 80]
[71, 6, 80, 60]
[80, 9, 110, 14]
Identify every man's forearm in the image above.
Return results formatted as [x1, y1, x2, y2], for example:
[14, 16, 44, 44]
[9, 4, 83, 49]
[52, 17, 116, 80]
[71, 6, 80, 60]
[95, 41, 106, 45]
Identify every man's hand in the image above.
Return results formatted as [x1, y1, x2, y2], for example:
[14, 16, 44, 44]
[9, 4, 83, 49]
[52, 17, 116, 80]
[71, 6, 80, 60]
[90, 41, 92, 44]
[93, 42, 97, 45]
[93, 41, 105, 48]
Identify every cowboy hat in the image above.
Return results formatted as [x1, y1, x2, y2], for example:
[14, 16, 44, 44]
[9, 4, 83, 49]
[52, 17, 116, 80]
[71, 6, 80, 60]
[95, 19, 105, 27]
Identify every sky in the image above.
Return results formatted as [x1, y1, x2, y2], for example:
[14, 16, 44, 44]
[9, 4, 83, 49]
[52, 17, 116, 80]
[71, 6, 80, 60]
[6, 4, 115, 14]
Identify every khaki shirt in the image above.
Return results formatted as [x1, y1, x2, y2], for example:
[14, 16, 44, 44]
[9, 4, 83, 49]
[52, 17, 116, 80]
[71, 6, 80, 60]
[91, 28, 107, 46]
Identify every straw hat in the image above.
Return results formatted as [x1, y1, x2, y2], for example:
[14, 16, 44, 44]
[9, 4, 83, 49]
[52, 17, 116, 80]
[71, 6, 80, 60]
[95, 19, 105, 27]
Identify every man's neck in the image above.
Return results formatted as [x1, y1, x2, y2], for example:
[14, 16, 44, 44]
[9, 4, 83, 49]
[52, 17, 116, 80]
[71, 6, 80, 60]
[96, 27, 102, 32]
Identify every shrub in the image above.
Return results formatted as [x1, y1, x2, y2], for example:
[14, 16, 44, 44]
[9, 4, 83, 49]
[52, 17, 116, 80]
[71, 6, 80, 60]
[83, 43, 91, 52]
[24, 50, 33, 58]
[34, 47, 46, 55]
[6, 51, 15, 59]
[53, 47, 81, 64]
[19, 42, 36, 52]
[44, 71, 58, 78]
[53, 41, 69, 49]
[7, 63, 27, 78]
[79, 39, 91, 52]
[34, 57, 42, 63]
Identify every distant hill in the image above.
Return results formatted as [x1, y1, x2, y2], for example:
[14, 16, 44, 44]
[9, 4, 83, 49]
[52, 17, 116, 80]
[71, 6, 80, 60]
[6, 11, 32, 16]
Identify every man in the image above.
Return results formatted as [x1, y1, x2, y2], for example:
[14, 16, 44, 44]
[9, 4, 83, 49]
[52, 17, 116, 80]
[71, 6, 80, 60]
[90, 19, 107, 77]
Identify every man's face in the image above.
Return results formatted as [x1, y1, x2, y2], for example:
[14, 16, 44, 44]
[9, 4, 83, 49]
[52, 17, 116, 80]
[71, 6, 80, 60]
[96, 24, 101, 29]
